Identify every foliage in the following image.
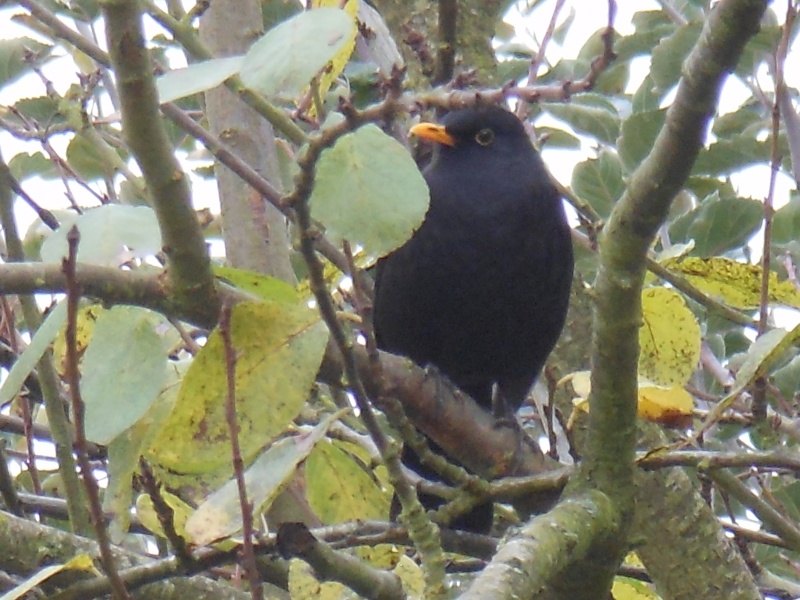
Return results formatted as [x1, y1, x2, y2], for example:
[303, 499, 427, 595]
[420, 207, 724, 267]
[0, 1, 797, 599]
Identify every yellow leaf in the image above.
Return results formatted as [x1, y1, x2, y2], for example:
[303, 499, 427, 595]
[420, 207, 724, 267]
[135, 490, 193, 539]
[639, 287, 701, 386]
[288, 558, 347, 600]
[666, 256, 800, 310]
[0, 554, 98, 600]
[612, 577, 661, 599]
[566, 373, 693, 426]
[52, 304, 103, 375]
[638, 381, 694, 426]
[393, 554, 425, 599]
[149, 300, 328, 475]
[308, 0, 358, 111]
[561, 370, 591, 398]
[306, 439, 391, 524]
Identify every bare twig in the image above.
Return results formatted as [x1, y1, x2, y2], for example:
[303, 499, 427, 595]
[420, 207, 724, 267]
[137, 458, 194, 565]
[276, 522, 404, 600]
[0, 441, 25, 516]
[291, 104, 448, 594]
[753, 2, 793, 420]
[433, 0, 458, 84]
[218, 303, 263, 600]
[62, 226, 132, 600]
[0, 156, 90, 532]
[708, 468, 800, 554]
[0, 297, 41, 496]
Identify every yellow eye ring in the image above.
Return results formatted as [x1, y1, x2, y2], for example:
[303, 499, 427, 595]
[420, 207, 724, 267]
[474, 128, 494, 146]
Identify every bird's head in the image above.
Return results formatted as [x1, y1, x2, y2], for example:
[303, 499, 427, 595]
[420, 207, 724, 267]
[409, 105, 531, 159]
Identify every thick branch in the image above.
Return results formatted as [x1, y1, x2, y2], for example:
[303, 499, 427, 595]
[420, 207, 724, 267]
[462, 492, 619, 599]
[0, 262, 243, 328]
[101, 0, 219, 325]
[0, 509, 251, 600]
[585, 0, 768, 530]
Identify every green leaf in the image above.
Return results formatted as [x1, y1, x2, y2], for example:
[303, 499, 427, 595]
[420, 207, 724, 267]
[631, 75, 662, 113]
[185, 413, 340, 545]
[650, 22, 702, 91]
[732, 326, 800, 394]
[0, 37, 52, 88]
[571, 150, 624, 218]
[8, 151, 59, 181]
[109, 360, 187, 534]
[240, 8, 355, 99]
[156, 56, 244, 103]
[668, 193, 762, 257]
[310, 124, 429, 258]
[150, 301, 329, 475]
[537, 126, 581, 149]
[712, 102, 766, 139]
[618, 109, 666, 173]
[616, 23, 676, 61]
[40, 205, 161, 266]
[65, 134, 113, 181]
[214, 265, 300, 303]
[9, 96, 64, 127]
[735, 25, 782, 78]
[82, 307, 171, 445]
[692, 134, 774, 175]
[773, 355, 800, 403]
[772, 197, 800, 245]
[541, 93, 620, 145]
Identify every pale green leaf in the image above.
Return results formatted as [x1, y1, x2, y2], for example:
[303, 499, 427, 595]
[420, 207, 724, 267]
[0, 301, 66, 405]
[618, 109, 666, 172]
[668, 193, 762, 256]
[156, 56, 244, 103]
[310, 124, 429, 258]
[40, 205, 161, 266]
[542, 93, 620, 145]
[650, 22, 702, 90]
[82, 307, 170, 445]
[185, 412, 340, 545]
[240, 8, 354, 99]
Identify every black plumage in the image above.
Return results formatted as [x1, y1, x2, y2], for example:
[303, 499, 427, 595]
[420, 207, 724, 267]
[373, 105, 573, 532]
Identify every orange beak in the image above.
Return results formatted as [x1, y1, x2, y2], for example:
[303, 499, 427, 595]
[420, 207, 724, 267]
[409, 122, 456, 147]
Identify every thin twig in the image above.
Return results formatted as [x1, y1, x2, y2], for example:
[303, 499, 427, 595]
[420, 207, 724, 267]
[292, 110, 448, 594]
[526, 0, 567, 87]
[62, 226, 132, 600]
[0, 297, 41, 496]
[137, 458, 194, 565]
[708, 467, 800, 554]
[754, 1, 793, 420]
[0, 441, 25, 516]
[219, 303, 263, 600]
[433, 0, 457, 85]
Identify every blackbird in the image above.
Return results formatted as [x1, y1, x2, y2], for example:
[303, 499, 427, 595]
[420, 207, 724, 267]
[373, 105, 573, 532]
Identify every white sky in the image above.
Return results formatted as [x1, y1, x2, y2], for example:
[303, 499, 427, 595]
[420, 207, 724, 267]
[0, 1, 797, 229]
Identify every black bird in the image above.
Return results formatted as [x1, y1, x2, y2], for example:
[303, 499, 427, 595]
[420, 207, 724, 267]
[373, 105, 573, 532]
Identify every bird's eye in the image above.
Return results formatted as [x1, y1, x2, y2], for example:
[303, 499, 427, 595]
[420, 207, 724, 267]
[474, 128, 494, 146]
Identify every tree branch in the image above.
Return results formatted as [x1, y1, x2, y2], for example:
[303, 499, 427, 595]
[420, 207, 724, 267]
[101, 0, 219, 326]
